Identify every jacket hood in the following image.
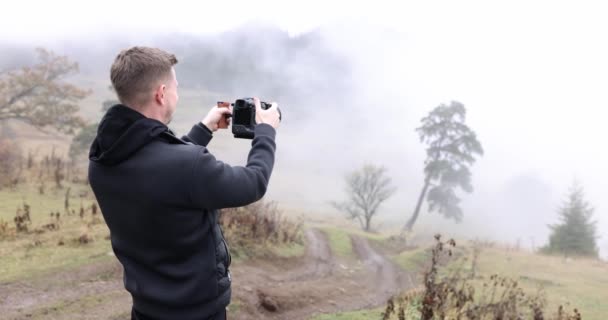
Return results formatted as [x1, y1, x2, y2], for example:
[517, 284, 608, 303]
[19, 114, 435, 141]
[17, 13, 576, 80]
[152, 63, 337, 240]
[89, 104, 169, 165]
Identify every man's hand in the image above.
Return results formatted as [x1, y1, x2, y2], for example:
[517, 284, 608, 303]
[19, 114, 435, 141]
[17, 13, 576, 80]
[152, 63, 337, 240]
[254, 97, 280, 129]
[202, 105, 232, 132]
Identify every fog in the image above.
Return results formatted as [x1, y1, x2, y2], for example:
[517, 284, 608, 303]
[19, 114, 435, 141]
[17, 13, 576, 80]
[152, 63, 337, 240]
[2, 0, 606, 258]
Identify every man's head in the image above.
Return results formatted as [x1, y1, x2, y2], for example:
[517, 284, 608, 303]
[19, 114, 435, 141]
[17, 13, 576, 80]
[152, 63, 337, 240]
[110, 47, 179, 124]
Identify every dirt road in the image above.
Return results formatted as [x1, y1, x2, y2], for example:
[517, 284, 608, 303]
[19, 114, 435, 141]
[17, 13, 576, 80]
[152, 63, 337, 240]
[230, 230, 414, 320]
[0, 259, 130, 320]
[0, 228, 414, 320]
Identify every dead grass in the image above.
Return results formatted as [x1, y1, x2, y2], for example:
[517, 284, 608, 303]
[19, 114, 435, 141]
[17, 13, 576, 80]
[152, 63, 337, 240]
[383, 235, 601, 320]
[469, 245, 608, 319]
[220, 200, 304, 260]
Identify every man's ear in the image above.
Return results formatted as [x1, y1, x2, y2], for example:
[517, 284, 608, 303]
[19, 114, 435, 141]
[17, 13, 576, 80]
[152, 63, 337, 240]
[154, 84, 166, 105]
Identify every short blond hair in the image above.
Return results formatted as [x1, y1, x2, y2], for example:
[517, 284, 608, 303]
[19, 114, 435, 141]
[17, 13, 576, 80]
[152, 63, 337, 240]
[110, 47, 178, 106]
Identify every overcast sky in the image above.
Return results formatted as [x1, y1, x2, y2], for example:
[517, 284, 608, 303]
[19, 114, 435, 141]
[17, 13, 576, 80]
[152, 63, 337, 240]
[2, 0, 607, 255]
[4, 0, 600, 38]
[2, 0, 397, 39]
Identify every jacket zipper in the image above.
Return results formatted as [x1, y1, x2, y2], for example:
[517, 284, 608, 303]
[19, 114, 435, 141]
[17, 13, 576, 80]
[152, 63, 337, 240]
[218, 225, 232, 268]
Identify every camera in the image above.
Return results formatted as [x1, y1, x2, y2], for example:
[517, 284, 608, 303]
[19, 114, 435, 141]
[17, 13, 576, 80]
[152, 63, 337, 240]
[219, 98, 281, 139]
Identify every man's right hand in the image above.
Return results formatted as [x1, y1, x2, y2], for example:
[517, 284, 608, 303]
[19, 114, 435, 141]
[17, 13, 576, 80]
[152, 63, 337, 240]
[254, 97, 281, 129]
[202, 105, 232, 132]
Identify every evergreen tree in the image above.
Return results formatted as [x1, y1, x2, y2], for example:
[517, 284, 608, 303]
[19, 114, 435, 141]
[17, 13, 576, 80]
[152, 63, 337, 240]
[403, 101, 483, 232]
[544, 183, 598, 257]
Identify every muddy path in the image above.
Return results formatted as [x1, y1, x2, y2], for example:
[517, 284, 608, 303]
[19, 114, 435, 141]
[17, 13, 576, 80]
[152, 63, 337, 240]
[350, 235, 416, 306]
[0, 228, 416, 320]
[231, 230, 415, 320]
[270, 228, 334, 282]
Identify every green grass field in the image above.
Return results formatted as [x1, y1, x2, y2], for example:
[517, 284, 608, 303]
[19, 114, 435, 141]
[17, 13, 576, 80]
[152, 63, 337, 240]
[0, 182, 112, 282]
[272, 241, 306, 258]
[391, 246, 431, 272]
[319, 224, 393, 260]
[320, 226, 355, 258]
[309, 308, 384, 320]
[0, 183, 93, 221]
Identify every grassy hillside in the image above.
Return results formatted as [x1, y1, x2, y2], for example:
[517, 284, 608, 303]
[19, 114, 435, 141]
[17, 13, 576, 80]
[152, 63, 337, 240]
[470, 246, 608, 319]
[317, 237, 608, 320]
[0, 180, 306, 282]
[0, 182, 112, 282]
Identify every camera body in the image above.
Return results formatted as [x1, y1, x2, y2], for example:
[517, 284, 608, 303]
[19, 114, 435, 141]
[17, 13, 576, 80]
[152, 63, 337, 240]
[230, 98, 273, 139]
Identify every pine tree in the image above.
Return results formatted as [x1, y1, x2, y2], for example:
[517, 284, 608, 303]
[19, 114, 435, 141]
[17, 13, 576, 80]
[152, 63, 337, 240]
[403, 101, 483, 232]
[544, 183, 598, 257]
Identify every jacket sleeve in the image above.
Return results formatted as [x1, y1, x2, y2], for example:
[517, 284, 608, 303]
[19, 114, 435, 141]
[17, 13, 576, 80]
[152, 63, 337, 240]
[189, 124, 276, 210]
[182, 123, 213, 146]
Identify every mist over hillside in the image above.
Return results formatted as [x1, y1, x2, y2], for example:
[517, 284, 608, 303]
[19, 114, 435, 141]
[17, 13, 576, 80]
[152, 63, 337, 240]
[2, 25, 352, 114]
[2, 23, 605, 257]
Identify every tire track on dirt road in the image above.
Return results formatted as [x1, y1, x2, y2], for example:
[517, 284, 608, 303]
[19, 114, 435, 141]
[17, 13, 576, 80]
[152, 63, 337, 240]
[230, 227, 344, 320]
[232, 229, 416, 320]
[351, 234, 415, 306]
[272, 228, 334, 282]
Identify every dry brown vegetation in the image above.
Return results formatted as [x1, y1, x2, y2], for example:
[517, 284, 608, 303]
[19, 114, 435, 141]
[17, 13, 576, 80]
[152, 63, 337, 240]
[0, 145, 99, 246]
[220, 200, 303, 258]
[0, 140, 87, 194]
[0, 139, 22, 189]
[382, 235, 583, 320]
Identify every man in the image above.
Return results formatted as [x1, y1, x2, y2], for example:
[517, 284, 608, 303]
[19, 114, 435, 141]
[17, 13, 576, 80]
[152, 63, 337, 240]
[88, 46, 280, 320]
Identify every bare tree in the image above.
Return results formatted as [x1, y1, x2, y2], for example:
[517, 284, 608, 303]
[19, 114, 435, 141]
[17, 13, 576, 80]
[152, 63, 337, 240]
[0, 48, 90, 134]
[332, 164, 396, 232]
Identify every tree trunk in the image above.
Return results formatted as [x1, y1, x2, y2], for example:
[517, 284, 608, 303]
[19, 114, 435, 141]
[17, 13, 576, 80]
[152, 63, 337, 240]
[403, 174, 431, 232]
[357, 215, 365, 231]
[364, 214, 371, 232]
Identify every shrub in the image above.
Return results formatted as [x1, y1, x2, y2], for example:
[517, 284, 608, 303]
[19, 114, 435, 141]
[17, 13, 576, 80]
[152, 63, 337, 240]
[14, 202, 31, 233]
[220, 201, 303, 258]
[383, 235, 582, 320]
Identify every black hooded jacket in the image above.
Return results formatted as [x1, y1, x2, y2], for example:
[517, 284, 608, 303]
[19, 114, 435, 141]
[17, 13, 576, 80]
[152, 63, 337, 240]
[88, 105, 276, 319]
